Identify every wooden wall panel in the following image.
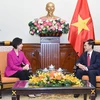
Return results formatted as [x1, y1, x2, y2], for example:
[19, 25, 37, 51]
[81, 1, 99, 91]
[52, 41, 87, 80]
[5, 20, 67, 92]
[60, 44, 78, 72]
[22, 43, 78, 73]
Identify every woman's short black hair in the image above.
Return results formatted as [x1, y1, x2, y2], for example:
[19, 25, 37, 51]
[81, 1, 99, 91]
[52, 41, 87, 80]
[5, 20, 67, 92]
[11, 37, 22, 49]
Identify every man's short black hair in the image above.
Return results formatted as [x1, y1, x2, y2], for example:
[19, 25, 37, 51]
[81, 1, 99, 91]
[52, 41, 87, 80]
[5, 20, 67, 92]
[85, 39, 95, 49]
[11, 37, 22, 49]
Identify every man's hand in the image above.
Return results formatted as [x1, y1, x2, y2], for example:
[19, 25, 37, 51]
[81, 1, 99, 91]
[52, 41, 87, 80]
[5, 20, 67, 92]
[77, 63, 88, 71]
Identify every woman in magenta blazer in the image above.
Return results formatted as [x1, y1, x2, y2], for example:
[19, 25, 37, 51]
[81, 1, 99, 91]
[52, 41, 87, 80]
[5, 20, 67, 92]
[5, 37, 30, 80]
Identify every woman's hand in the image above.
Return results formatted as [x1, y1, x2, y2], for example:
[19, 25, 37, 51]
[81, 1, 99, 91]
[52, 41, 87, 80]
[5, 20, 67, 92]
[23, 64, 29, 70]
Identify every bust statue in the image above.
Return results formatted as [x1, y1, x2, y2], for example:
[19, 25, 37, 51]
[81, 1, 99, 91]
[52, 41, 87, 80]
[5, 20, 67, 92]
[40, 2, 59, 19]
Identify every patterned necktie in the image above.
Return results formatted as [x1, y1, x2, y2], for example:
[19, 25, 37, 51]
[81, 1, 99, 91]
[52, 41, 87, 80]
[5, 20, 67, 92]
[87, 53, 90, 66]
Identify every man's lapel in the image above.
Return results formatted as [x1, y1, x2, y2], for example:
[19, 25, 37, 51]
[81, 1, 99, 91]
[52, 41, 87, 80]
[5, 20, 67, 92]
[84, 52, 88, 66]
[90, 51, 95, 65]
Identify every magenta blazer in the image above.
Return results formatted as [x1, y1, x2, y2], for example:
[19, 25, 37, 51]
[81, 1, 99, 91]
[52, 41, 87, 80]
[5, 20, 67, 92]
[5, 49, 30, 77]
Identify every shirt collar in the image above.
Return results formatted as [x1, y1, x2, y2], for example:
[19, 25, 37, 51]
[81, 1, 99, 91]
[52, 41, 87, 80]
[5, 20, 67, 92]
[87, 50, 93, 58]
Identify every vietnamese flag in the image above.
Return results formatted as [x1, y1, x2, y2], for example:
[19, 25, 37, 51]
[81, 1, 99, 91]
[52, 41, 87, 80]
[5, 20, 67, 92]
[68, 0, 95, 56]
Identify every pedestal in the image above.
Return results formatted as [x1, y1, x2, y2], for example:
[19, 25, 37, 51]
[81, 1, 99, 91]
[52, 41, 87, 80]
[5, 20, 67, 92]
[40, 37, 60, 68]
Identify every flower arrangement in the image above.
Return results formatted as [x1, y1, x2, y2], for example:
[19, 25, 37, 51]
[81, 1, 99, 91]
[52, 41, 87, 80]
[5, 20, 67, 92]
[28, 18, 69, 36]
[28, 71, 83, 87]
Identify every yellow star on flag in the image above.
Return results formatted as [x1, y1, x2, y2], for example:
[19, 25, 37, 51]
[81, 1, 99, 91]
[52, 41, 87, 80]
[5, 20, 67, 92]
[71, 15, 90, 34]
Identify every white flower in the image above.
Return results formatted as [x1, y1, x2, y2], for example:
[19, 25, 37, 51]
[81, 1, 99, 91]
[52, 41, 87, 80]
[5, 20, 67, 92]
[37, 30, 39, 33]
[32, 20, 35, 23]
[49, 19, 53, 22]
[61, 25, 64, 28]
[52, 20, 56, 24]
[46, 20, 49, 22]
[43, 27, 46, 30]
[46, 26, 49, 28]
[58, 28, 62, 31]
[38, 19, 43, 24]
[56, 18, 61, 20]
[29, 31, 33, 34]
[65, 22, 68, 24]
[53, 25, 57, 29]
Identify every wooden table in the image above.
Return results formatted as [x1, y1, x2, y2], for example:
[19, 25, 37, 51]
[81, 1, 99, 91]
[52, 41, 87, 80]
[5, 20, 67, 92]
[12, 80, 95, 100]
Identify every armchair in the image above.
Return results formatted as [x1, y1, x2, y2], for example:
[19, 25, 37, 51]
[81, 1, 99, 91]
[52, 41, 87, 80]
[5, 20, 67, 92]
[0, 51, 20, 98]
[0, 42, 33, 98]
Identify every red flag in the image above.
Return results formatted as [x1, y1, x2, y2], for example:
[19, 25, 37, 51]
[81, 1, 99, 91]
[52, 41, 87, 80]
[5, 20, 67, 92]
[68, 0, 95, 56]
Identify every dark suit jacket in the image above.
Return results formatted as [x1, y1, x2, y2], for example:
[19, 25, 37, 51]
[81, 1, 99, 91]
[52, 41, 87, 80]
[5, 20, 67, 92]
[76, 51, 100, 73]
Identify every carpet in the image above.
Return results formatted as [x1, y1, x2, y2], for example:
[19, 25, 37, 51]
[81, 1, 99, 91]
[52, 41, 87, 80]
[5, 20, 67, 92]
[24, 94, 87, 100]
[2, 94, 91, 100]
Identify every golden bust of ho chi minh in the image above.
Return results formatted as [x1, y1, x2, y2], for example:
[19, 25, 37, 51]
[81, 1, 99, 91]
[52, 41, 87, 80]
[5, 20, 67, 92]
[40, 2, 59, 19]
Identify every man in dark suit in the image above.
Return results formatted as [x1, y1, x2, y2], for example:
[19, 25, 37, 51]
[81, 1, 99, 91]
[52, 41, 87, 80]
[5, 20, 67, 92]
[74, 39, 100, 98]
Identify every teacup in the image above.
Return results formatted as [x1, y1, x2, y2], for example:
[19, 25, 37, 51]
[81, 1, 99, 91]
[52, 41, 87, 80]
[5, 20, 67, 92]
[57, 68, 63, 72]
[49, 64, 55, 70]
[43, 68, 48, 72]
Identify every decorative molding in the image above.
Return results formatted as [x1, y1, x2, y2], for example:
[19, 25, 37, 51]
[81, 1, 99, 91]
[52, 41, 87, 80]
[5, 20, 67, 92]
[0, 46, 13, 52]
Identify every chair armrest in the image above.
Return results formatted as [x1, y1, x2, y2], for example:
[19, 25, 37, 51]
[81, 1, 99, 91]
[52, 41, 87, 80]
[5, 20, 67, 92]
[0, 71, 2, 83]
